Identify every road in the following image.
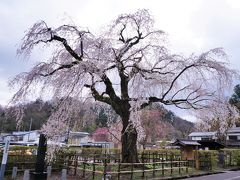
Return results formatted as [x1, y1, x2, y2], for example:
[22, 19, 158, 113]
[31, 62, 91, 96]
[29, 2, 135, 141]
[183, 171, 240, 180]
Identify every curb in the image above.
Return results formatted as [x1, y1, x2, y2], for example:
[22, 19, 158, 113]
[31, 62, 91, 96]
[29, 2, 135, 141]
[150, 171, 225, 180]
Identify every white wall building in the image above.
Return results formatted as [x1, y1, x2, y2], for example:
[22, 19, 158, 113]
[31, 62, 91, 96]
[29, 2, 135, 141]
[188, 131, 217, 141]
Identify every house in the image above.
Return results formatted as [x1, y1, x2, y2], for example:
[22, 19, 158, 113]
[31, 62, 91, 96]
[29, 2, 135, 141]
[188, 131, 224, 150]
[0, 131, 40, 146]
[12, 131, 39, 142]
[226, 127, 240, 147]
[74, 128, 114, 148]
[188, 131, 217, 141]
[67, 131, 89, 145]
[172, 139, 200, 160]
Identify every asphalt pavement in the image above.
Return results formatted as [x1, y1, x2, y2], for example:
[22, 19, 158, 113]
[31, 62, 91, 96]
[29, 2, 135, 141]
[183, 170, 240, 180]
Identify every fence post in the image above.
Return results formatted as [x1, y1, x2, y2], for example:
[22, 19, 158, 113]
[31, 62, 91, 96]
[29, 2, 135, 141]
[178, 158, 181, 174]
[153, 161, 156, 177]
[230, 152, 232, 166]
[93, 157, 96, 179]
[11, 166, 18, 179]
[148, 151, 151, 162]
[161, 156, 164, 176]
[103, 159, 107, 180]
[117, 162, 120, 180]
[83, 162, 86, 178]
[61, 169, 67, 180]
[23, 169, 30, 180]
[47, 166, 52, 178]
[186, 158, 188, 173]
[74, 154, 78, 176]
[131, 163, 134, 179]
[210, 153, 212, 171]
[142, 161, 145, 178]
[171, 155, 173, 175]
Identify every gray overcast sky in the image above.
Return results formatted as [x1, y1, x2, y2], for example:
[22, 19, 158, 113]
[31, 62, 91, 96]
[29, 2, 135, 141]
[0, 0, 240, 121]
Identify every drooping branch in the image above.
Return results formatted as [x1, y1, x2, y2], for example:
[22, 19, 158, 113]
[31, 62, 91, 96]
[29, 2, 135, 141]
[39, 61, 79, 77]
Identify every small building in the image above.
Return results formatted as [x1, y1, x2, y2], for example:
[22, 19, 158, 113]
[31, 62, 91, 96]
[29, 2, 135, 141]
[172, 139, 200, 160]
[67, 131, 89, 145]
[188, 131, 225, 150]
[226, 127, 240, 147]
[188, 131, 217, 141]
[12, 131, 39, 142]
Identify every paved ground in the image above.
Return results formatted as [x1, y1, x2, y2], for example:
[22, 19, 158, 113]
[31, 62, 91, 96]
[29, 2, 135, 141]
[183, 170, 240, 180]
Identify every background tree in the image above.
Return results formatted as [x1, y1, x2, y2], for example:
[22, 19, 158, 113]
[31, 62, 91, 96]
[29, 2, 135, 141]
[229, 85, 240, 110]
[229, 84, 240, 126]
[11, 10, 236, 163]
[195, 97, 237, 141]
[139, 109, 169, 149]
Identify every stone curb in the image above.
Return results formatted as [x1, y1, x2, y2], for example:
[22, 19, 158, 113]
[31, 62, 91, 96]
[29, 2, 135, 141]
[150, 167, 240, 180]
[150, 171, 225, 180]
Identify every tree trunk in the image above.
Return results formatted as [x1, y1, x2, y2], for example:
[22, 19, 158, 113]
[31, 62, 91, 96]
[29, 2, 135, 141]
[121, 123, 139, 163]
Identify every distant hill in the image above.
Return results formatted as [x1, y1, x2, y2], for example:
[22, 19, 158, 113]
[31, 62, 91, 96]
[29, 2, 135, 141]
[0, 100, 194, 139]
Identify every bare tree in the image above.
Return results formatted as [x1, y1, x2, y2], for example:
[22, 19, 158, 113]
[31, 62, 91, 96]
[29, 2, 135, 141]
[11, 9, 237, 163]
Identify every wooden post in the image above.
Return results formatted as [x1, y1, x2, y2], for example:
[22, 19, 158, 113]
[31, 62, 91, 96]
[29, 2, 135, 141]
[149, 152, 151, 162]
[210, 153, 212, 171]
[117, 162, 120, 180]
[93, 160, 95, 179]
[178, 158, 181, 174]
[153, 161, 156, 177]
[161, 156, 164, 176]
[230, 152, 232, 166]
[130, 163, 133, 179]
[195, 147, 199, 170]
[186, 159, 188, 173]
[142, 161, 145, 178]
[11, 166, 18, 179]
[170, 156, 173, 175]
[83, 162, 86, 178]
[74, 154, 78, 176]
[103, 159, 107, 180]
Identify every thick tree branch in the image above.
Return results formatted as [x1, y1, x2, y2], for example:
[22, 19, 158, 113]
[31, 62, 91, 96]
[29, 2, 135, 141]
[162, 64, 196, 100]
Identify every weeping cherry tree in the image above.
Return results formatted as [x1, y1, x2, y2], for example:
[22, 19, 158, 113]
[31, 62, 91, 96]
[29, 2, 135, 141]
[11, 10, 237, 163]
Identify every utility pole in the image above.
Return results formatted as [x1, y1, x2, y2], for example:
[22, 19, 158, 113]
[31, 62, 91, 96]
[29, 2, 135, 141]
[28, 118, 33, 141]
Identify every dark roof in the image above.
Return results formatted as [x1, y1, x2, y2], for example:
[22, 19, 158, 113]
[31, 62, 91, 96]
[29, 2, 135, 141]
[198, 140, 225, 149]
[227, 127, 240, 133]
[172, 139, 201, 146]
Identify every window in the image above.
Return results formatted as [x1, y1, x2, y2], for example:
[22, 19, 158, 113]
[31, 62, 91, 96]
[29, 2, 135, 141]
[202, 137, 211, 140]
[229, 136, 237, 140]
